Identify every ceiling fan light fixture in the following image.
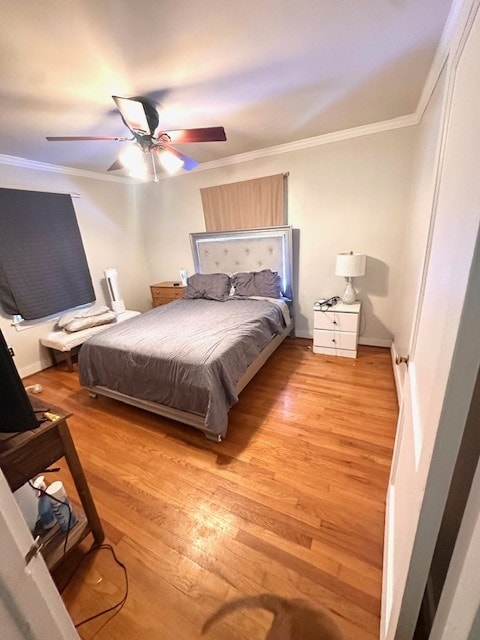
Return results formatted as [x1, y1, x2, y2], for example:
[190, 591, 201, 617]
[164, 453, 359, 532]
[128, 164, 149, 181]
[46, 96, 226, 179]
[158, 150, 184, 175]
[118, 144, 144, 170]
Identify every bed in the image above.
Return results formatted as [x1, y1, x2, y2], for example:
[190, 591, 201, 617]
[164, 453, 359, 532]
[79, 226, 294, 441]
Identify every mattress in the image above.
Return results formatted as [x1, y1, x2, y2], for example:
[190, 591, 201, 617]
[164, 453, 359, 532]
[78, 297, 288, 437]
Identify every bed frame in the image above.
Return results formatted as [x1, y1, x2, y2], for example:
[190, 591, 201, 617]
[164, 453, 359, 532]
[88, 225, 294, 441]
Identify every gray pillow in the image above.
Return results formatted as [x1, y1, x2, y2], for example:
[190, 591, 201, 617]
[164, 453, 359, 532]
[232, 269, 282, 298]
[183, 273, 231, 301]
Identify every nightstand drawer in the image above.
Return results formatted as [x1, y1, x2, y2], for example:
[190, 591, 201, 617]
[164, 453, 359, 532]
[150, 281, 186, 307]
[153, 288, 184, 300]
[314, 329, 357, 351]
[152, 295, 179, 307]
[314, 310, 359, 332]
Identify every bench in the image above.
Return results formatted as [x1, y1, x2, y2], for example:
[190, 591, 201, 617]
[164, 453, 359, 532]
[40, 310, 140, 371]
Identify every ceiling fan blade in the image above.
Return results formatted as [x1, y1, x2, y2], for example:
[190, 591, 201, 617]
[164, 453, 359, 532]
[160, 127, 227, 144]
[112, 96, 159, 137]
[46, 136, 130, 141]
[155, 142, 199, 171]
[107, 158, 124, 171]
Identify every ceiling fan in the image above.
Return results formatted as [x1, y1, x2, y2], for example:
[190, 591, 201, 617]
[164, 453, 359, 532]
[46, 95, 227, 180]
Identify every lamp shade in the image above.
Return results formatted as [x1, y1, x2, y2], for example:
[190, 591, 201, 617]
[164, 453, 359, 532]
[335, 252, 366, 278]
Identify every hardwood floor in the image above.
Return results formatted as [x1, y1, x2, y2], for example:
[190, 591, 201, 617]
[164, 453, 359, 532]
[26, 339, 398, 639]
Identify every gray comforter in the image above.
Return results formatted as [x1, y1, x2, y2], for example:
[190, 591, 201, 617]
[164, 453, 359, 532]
[78, 298, 287, 437]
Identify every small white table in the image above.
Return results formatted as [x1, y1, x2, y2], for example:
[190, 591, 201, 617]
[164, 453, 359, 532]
[313, 301, 361, 358]
[40, 310, 140, 371]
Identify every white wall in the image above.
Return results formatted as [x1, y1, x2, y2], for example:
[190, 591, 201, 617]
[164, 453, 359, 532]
[0, 165, 150, 377]
[391, 67, 448, 390]
[138, 126, 417, 343]
[0, 125, 418, 377]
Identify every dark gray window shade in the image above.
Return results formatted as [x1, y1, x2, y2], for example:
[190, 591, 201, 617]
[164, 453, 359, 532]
[0, 188, 95, 320]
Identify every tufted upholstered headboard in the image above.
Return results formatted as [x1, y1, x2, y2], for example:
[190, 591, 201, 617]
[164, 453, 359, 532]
[190, 226, 293, 300]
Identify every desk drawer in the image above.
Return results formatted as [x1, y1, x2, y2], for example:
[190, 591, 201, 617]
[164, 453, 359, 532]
[314, 329, 357, 351]
[314, 310, 359, 332]
[0, 425, 64, 492]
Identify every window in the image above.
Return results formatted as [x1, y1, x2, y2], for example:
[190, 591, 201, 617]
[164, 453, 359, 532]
[200, 173, 287, 231]
[0, 188, 95, 321]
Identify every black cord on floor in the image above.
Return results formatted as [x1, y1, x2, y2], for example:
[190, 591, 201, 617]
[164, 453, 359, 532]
[59, 543, 129, 630]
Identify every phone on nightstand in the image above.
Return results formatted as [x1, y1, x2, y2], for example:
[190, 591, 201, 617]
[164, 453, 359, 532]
[314, 296, 339, 310]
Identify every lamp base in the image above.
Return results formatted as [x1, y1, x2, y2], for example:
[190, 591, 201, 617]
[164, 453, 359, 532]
[340, 280, 357, 304]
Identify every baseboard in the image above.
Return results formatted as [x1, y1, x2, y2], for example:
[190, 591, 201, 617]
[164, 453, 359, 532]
[358, 337, 392, 348]
[20, 359, 50, 380]
[294, 330, 312, 339]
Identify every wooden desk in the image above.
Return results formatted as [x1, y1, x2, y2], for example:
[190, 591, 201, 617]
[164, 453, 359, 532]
[0, 403, 104, 569]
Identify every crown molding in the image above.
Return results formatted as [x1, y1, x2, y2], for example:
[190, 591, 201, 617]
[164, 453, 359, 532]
[0, 110, 434, 183]
[415, 0, 465, 121]
[0, 153, 133, 183]
[163, 113, 419, 177]
[0, 113, 419, 184]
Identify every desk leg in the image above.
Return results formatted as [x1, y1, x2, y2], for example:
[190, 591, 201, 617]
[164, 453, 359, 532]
[58, 421, 104, 545]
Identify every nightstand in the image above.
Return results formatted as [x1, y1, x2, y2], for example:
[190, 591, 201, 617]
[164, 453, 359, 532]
[150, 281, 186, 307]
[313, 301, 361, 358]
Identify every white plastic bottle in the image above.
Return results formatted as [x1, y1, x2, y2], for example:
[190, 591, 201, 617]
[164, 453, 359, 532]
[46, 481, 77, 531]
[33, 476, 56, 529]
[13, 482, 39, 532]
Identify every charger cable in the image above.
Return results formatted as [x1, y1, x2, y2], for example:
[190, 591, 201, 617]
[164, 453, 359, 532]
[315, 296, 340, 312]
[59, 543, 128, 632]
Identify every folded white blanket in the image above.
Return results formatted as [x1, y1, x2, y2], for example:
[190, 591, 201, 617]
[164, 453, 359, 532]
[57, 305, 111, 329]
[63, 310, 117, 333]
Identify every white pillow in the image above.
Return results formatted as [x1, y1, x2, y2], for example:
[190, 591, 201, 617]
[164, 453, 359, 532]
[63, 310, 116, 333]
[57, 305, 110, 329]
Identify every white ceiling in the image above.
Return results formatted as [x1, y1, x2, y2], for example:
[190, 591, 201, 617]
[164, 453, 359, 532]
[0, 0, 453, 176]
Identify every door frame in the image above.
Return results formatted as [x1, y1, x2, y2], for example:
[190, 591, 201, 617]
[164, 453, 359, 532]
[382, 0, 480, 636]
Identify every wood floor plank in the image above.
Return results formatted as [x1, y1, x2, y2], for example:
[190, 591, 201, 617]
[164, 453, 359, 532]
[26, 340, 398, 639]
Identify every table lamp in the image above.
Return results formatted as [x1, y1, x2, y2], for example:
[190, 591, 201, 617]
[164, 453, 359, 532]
[335, 252, 366, 304]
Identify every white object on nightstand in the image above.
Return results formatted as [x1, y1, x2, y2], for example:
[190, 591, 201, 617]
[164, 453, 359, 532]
[104, 267, 126, 313]
[313, 301, 361, 358]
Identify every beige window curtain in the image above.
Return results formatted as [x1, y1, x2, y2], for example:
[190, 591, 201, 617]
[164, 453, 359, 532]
[200, 173, 287, 231]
